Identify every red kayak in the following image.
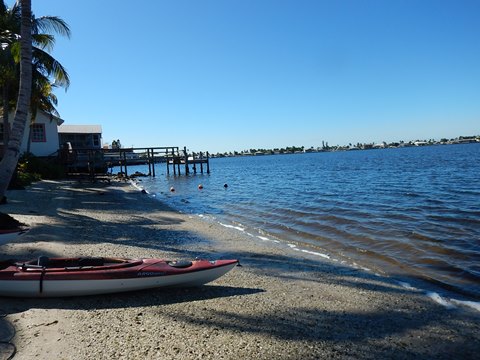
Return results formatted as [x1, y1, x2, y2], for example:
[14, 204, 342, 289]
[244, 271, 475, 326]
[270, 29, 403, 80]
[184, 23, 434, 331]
[0, 257, 239, 297]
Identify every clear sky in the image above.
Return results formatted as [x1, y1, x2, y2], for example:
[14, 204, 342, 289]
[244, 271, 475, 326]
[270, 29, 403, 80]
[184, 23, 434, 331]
[21, 0, 480, 153]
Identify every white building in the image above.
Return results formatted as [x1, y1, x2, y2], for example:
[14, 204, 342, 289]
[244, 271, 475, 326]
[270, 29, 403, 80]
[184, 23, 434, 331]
[0, 110, 64, 157]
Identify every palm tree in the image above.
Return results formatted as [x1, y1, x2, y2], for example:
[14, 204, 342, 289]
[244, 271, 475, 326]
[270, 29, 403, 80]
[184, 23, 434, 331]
[1, 1, 70, 150]
[25, 71, 59, 153]
[0, 46, 19, 154]
[0, 0, 32, 200]
[0, 0, 70, 200]
[0, 1, 20, 154]
[25, 45, 70, 153]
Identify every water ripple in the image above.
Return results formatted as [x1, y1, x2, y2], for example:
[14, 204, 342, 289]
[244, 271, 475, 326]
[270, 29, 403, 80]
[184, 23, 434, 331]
[133, 144, 480, 299]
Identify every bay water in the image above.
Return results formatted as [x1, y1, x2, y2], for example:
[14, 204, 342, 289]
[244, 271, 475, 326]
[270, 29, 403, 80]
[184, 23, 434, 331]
[123, 144, 480, 300]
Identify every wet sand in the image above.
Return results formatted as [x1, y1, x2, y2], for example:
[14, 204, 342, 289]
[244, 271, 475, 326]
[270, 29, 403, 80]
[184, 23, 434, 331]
[0, 180, 479, 359]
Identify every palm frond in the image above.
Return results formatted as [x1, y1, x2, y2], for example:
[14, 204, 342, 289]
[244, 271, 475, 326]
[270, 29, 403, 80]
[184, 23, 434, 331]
[32, 16, 71, 39]
[1, 2, 70, 120]
[30, 73, 60, 121]
[32, 33, 55, 51]
[0, 3, 21, 43]
[31, 47, 70, 89]
[8, 40, 19, 62]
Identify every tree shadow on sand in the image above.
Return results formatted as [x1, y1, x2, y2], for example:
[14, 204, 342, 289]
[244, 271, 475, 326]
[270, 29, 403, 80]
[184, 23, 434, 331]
[1, 182, 480, 359]
[161, 301, 479, 359]
[2, 182, 207, 257]
[0, 285, 262, 360]
[0, 285, 264, 314]
[0, 311, 15, 360]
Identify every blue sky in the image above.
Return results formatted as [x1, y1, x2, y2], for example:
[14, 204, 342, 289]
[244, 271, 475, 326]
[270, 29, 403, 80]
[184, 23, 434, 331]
[24, 0, 480, 153]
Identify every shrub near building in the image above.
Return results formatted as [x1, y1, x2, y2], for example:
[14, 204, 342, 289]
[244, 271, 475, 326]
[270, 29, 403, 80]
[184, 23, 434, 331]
[9, 154, 65, 189]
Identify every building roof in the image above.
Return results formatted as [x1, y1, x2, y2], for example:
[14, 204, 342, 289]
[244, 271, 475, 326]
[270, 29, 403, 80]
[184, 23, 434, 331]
[58, 125, 102, 134]
[0, 109, 64, 125]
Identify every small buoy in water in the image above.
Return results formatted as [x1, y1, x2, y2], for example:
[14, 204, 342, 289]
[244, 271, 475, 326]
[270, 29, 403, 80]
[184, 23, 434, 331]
[198, 184, 204, 190]
[223, 183, 228, 188]
[170, 187, 175, 192]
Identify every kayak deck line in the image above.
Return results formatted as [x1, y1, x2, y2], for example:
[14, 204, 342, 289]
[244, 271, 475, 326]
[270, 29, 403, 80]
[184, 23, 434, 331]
[15, 257, 145, 272]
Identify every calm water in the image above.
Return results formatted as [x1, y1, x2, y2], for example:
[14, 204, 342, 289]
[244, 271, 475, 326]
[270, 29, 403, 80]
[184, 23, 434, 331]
[126, 144, 480, 299]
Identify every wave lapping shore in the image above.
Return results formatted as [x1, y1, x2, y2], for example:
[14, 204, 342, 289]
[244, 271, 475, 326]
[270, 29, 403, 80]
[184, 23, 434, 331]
[0, 180, 479, 359]
[135, 144, 480, 299]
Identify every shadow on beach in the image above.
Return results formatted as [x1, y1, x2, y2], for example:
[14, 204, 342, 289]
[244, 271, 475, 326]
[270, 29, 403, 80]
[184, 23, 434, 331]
[1, 181, 480, 359]
[0, 285, 264, 313]
[2, 280, 478, 359]
[0, 311, 15, 360]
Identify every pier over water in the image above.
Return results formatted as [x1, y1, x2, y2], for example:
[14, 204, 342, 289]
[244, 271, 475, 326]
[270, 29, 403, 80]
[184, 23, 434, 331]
[59, 146, 209, 180]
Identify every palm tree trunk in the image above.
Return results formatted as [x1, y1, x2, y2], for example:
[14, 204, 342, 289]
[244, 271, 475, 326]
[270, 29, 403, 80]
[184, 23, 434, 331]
[0, 0, 32, 200]
[26, 124, 32, 154]
[2, 84, 11, 154]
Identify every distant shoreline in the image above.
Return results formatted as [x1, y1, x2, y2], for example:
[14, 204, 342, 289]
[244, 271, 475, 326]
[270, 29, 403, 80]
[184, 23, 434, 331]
[211, 136, 479, 157]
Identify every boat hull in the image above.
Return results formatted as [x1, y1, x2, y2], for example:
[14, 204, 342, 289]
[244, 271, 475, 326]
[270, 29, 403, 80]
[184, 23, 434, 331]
[0, 258, 238, 297]
[0, 228, 28, 245]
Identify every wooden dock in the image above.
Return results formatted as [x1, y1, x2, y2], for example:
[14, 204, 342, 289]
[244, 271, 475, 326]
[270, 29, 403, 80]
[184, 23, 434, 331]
[58, 146, 210, 180]
[166, 147, 210, 176]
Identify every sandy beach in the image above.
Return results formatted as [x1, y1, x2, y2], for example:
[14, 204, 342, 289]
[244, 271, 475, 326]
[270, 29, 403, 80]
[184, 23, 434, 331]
[0, 180, 479, 359]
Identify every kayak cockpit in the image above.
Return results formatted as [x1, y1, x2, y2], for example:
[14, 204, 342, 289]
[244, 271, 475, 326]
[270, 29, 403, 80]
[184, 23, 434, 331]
[15, 256, 143, 271]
